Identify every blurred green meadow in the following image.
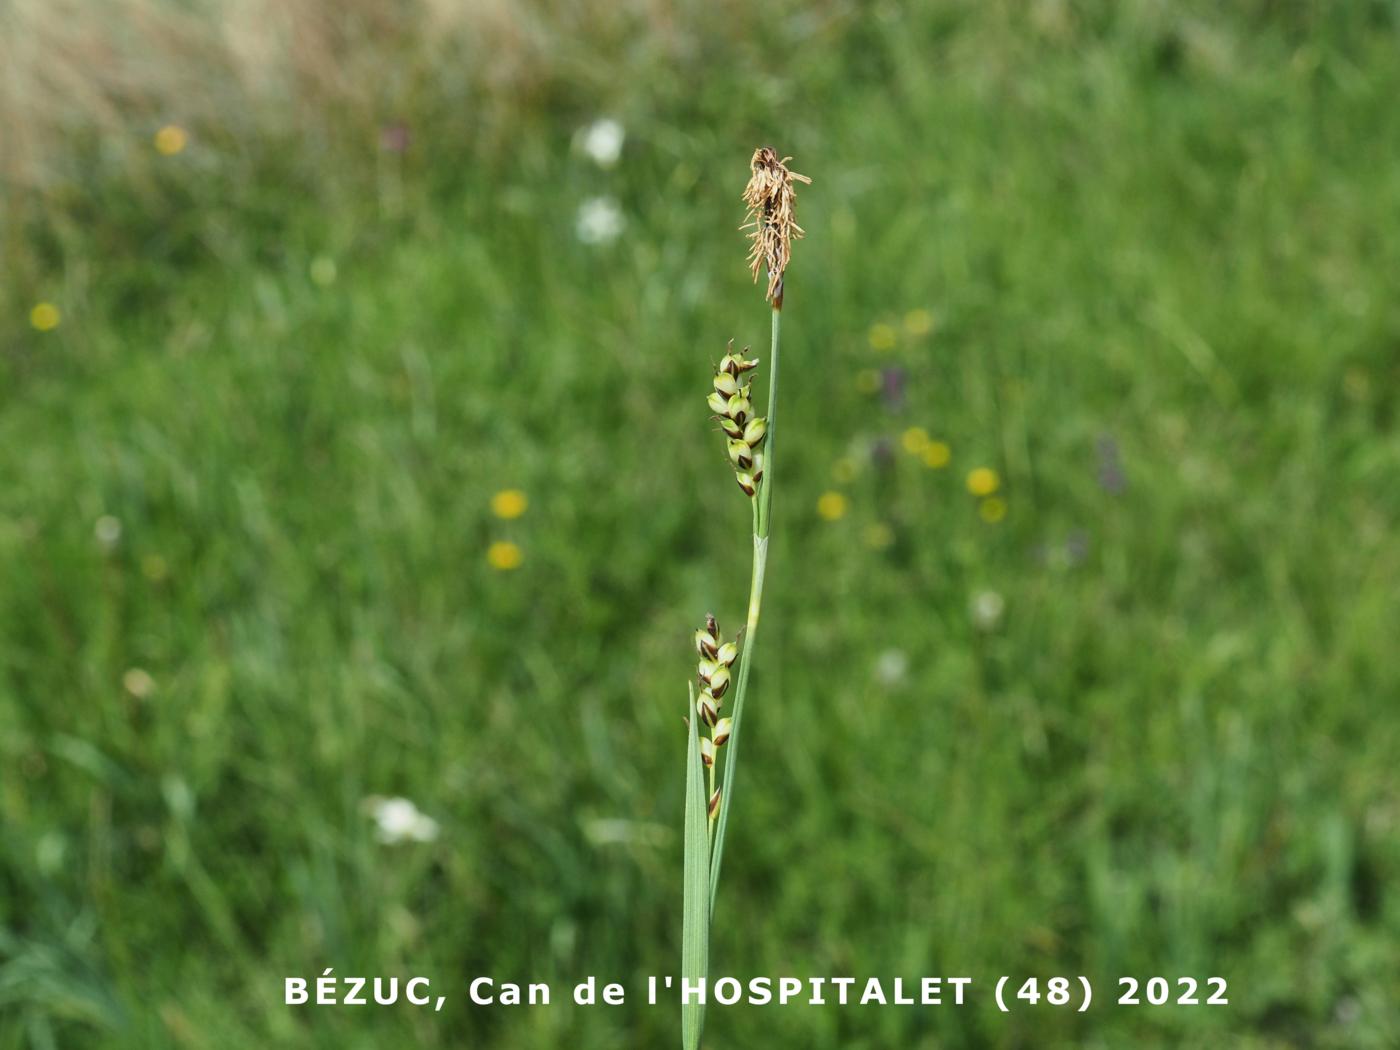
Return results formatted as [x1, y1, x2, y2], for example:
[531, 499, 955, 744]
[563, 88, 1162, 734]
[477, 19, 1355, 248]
[4, 2, 1400, 1047]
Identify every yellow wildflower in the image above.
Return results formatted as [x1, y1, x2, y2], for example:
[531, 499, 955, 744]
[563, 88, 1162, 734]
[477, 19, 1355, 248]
[863, 522, 894, 550]
[922, 441, 951, 469]
[816, 491, 848, 521]
[154, 125, 188, 156]
[903, 309, 934, 336]
[30, 302, 60, 331]
[979, 497, 1007, 523]
[868, 323, 897, 351]
[901, 426, 930, 455]
[966, 467, 1000, 497]
[487, 541, 523, 570]
[491, 489, 528, 519]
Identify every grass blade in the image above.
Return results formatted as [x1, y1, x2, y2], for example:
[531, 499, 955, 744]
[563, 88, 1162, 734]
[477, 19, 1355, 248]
[681, 685, 710, 1050]
[708, 533, 766, 909]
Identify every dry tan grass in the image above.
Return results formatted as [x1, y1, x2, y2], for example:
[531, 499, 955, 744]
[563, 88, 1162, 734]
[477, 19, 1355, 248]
[0, 0, 742, 191]
[0, 0, 800, 196]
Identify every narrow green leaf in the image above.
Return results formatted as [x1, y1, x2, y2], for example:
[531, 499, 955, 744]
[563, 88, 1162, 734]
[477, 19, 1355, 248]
[681, 685, 710, 1050]
[709, 532, 768, 909]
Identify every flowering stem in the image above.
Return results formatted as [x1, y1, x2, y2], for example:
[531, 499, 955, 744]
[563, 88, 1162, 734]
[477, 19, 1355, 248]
[708, 305, 779, 910]
[758, 307, 780, 539]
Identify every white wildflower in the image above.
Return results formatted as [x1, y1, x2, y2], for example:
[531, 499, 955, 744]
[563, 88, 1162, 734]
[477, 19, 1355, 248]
[576, 196, 625, 245]
[363, 796, 439, 844]
[970, 590, 1005, 631]
[873, 648, 908, 685]
[576, 118, 625, 168]
[122, 668, 155, 698]
[582, 818, 671, 847]
[95, 515, 122, 548]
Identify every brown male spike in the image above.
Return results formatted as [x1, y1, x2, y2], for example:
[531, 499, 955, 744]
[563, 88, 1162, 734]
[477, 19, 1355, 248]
[741, 147, 811, 308]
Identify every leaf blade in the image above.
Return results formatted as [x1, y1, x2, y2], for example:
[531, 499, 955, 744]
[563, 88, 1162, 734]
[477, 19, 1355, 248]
[709, 533, 767, 909]
[681, 686, 710, 1050]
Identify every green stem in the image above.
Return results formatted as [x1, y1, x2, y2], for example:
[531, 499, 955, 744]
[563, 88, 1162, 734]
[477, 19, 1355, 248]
[709, 306, 780, 910]
[758, 307, 780, 539]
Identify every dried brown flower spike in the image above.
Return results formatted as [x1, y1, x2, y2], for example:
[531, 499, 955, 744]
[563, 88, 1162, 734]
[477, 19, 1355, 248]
[741, 146, 811, 309]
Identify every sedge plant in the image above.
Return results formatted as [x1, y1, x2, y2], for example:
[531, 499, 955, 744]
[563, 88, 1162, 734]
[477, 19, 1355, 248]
[681, 147, 809, 1050]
